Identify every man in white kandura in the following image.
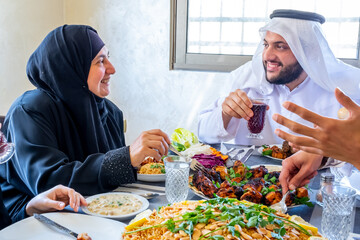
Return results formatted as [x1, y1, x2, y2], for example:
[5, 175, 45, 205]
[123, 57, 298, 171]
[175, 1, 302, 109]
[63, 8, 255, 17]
[198, 9, 360, 172]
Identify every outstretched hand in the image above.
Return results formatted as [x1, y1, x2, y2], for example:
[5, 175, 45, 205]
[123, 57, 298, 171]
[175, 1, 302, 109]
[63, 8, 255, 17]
[26, 185, 87, 216]
[272, 88, 360, 169]
[129, 129, 171, 167]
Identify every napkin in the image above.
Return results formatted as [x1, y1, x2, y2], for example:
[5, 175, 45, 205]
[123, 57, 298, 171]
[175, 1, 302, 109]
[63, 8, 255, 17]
[220, 143, 245, 159]
[234, 145, 255, 160]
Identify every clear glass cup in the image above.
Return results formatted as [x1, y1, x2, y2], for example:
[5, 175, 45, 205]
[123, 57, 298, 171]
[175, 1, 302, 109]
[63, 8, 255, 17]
[0, 130, 15, 164]
[164, 155, 191, 204]
[247, 98, 269, 139]
[321, 185, 356, 240]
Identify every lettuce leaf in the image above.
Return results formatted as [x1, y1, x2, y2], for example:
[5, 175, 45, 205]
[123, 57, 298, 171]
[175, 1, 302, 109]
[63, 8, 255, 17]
[171, 128, 199, 151]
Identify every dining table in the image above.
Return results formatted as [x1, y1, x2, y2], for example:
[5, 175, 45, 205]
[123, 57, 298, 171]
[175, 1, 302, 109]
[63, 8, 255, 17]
[117, 144, 360, 235]
[1, 144, 359, 239]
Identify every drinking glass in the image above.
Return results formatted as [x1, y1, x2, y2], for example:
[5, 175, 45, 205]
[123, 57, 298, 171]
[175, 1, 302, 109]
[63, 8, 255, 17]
[247, 98, 269, 139]
[321, 185, 356, 240]
[164, 155, 191, 204]
[0, 130, 15, 164]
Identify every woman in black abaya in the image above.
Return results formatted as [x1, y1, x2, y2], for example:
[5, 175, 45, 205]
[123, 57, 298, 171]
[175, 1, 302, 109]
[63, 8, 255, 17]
[0, 25, 170, 222]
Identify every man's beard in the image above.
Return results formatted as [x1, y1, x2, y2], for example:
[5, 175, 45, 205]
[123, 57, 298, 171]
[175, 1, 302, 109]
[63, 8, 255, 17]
[263, 60, 304, 85]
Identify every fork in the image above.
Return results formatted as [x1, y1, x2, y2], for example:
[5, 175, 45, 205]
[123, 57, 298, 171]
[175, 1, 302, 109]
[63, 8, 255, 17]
[193, 161, 208, 174]
[224, 147, 236, 155]
[271, 191, 289, 213]
[169, 144, 182, 156]
[117, 191, 160, 199]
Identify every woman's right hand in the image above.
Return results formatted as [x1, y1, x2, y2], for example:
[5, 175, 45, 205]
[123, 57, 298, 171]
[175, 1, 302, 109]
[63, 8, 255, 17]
[26, 185, 87, 216]
[129, 129, 171, 167]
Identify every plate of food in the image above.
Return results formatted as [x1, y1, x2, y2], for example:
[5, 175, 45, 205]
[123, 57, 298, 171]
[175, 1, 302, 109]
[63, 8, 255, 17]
[189, 161, 313, 209]
[137, 156, 166, 182]
[82, 192, 149, 220]
[258, 140, 294, 161]
[122, 198, 322, 239]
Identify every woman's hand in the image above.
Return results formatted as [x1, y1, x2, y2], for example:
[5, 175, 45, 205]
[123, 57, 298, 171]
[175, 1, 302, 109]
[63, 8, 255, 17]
[26, 185, 87, 216]
[129, 129, 171, 167]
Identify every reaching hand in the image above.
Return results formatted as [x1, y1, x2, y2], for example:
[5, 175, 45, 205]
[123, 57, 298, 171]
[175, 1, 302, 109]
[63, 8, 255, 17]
[129, 129, 171, 167]
[222, 89, 253, 128]
[272, 88, 360, 170]
[26, 185, 87, 216]
[279, 151, 322, 193]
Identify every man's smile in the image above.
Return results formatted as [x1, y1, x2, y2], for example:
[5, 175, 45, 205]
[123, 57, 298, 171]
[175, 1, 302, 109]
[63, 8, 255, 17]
[265, 61, 282, 72]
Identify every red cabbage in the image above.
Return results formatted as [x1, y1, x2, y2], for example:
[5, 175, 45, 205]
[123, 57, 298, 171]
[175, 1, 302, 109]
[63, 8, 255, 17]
[192, 154, 225, 168]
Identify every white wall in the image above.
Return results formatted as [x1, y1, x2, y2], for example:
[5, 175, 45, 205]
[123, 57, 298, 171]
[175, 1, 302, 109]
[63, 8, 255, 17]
[0, 0, 232, 144]
[0, 0, 65, 113]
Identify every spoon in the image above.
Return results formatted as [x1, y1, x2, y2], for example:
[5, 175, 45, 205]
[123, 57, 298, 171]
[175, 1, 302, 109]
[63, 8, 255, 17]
[271, 191, 289, 213]
[140, 193, 160, 200]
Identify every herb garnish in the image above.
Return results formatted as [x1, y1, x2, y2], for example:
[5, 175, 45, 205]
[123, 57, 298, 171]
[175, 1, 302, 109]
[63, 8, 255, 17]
[262, 145, 272, 156]
[124, 197, 313, 238]
[294, 196, 314, 207]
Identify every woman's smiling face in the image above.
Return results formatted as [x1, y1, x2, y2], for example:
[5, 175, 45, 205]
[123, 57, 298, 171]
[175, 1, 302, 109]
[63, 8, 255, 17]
[87, 46, 116, 98]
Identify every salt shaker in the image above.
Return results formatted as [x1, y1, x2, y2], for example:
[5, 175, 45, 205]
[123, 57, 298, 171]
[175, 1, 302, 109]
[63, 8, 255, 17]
[316, 172, 335, 206]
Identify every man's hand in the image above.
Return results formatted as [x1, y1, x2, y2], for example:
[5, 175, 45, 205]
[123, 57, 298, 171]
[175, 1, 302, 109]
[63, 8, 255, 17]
[26, 185, 87, 216]
[129, 129, 171, 167]
[279, 151, 322, 193]
[222, 89, 253, 128]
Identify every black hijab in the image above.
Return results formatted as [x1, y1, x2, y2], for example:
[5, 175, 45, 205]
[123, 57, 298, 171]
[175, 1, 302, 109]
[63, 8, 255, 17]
[26, 25, 120, 155]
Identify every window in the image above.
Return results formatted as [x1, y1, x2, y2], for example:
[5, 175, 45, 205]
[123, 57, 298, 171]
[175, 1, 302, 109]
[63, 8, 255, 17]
[170, 0, 360, 71]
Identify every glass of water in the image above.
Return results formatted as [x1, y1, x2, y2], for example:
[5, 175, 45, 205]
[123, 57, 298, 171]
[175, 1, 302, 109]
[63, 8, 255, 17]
[164, 155, 191, 204]
[321, 185, 356, 240]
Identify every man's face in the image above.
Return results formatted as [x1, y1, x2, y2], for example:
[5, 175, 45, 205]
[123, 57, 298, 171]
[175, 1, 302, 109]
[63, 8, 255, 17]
[262, 31, 304, 85]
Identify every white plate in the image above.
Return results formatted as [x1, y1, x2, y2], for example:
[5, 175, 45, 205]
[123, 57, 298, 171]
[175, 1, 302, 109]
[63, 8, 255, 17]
[258, 144, 284, 161]
[0, 212, 125, 240]
[137, 173, 166, 182]
[82, 192, 149, 220]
